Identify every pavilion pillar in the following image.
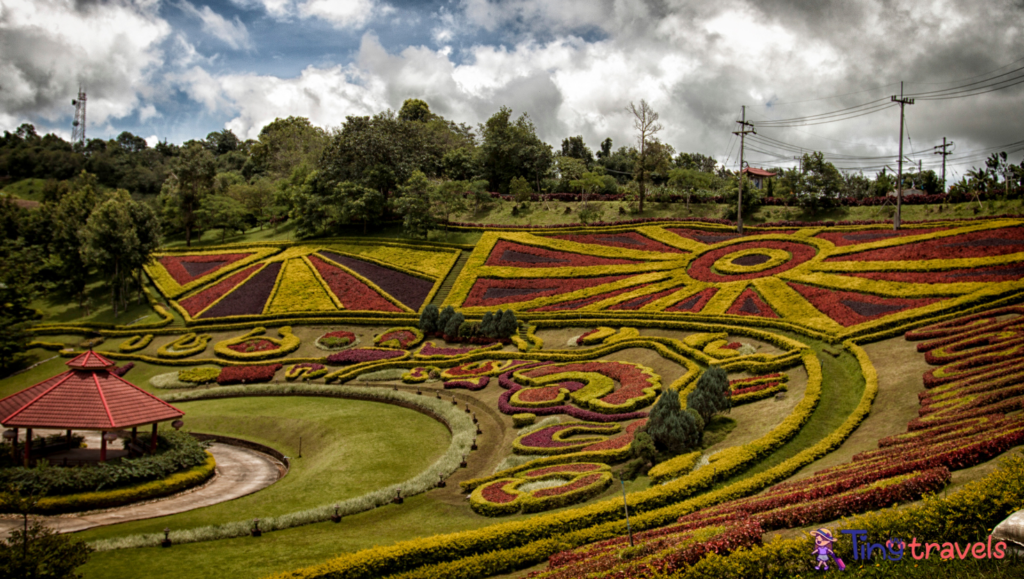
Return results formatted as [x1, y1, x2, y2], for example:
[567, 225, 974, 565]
[66, 429, 72, 449]
[150, 423, 158, 454]
[132, 427, 138, 445]
[24, 428, 31, 467]
[10, 428, 17, 462]
[100, 432, 107, 462]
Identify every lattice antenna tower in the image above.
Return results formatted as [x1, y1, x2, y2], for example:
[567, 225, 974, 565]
[71, 86, 87, 146]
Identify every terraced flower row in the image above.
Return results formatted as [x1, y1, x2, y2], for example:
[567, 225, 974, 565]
[530, 305, 1024, 577]
[443, 220, 1024, 340]
[145, 242, 459, 322]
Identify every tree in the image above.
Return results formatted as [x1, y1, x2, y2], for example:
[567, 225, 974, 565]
[627, 100, 663, 213]
[398, 98, 435, 123]
[419, 304, 439, 333]
[480, 311, 496, 338]
[497, 309, 518, 338]
[444, 311, 465, 338]
[430, 180, 470, 230]
[442, 147, 478, 181]
[676, 152, 717, 174]
[477, 106, 553, 193]
[437, 305, 455, 334]
[668, 167, 717, 211]
[596, 138, 613, 160]
[646, 388, 702, 454]
[162, 142, 215, 246]
[0, 487, 93, 579]
[204, 128, 241, 155]
[249, 116, 329, 179]
[509, 176, 533, 205]
[197, 195, 247, 242]
[228, 177, 275, 228]
[394, 171, 434, 239]
[0, 240, 41, 377]
[81, 190, 161, 316]
[686, 366, 731, 426]
[560, 136, 593, 167]
[44, 173, 100, 313]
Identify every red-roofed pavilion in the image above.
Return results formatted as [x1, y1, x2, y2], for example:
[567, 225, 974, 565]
[0, 351, 184, 464]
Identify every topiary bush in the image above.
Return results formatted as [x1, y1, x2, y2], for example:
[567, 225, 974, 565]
[687, 365, 731, 426]
[444, 312, 465, 338]
[419, 304, 439, 334]
[646, 389, 703, 455]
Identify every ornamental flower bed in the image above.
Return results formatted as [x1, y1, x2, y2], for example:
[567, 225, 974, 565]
[326, 348, 408, 365]
[307, 254, 404, 313]
[469, 462, 614, 516]
[498, 367, 650, 423]
[216, 364, 282, 385]
[513, 422, 621, 455]
[285, 363, 328, 381]
[178, 264, 262, 317]
[443, 377, 490, 391]
[317, 250, 434, 311]
[373, 327, 424, 349]
[226, 339, 278, 353]
[198, 262, 282, 319]
[315, 330, 358, 350]
[514, 361, 661, 412]
[414, 341, 501, 358]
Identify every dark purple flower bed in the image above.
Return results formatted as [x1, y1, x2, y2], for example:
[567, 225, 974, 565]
[326, 348, 407, 365]
[497, 368, 648, 422]
[443, 376, 490, 390]
[199, 262, 282, 319]
[318, 251, 434, 311]
[111, 363, 134, 377]
[217, 364, 282, 385]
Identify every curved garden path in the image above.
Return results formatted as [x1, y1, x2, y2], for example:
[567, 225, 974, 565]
[0, 441, 283, 539]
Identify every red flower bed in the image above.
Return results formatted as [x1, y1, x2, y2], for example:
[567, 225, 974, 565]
[318, 250, 434, 311]
[111, 363, 134, 377]
[418, 342, 493, 357]
[443, 376, 490, 390]
[731, 380, 782, 396]
[787, 281, 941, 327]
[226, 338, 278, 353]
[582, 419, 647, 452]
[530, 285, 641, 312]
[607, 287, 681, 311]
[159, 253, 249, 285]
[824, 225, 1024, 262]
[515, 381, 584, 403]
[498, 368, 650, 422]
[814, 226, 952, 247]
[668, 228, 797, 244]
[665, 287, 718, 313]
[484, 240, 639, 268]
[462, 275, 631, 308]
[375, 329, 419, 348]
[326, 348, 406, 365]
[845, 263, 1024, 284]
[178, 264, 261, 317]
[905, 306, 1024, 345]
[687, 240, 816, 283]
[547, 232, 687, 254]
[520, 362, 657, 406]
[521, 463, 605, 478]
[308, 254, 403, 313]
[531, 473, 604, 498]
[217, 364, 282, 385]
[517, 423, 619, 450]
[480, 480, 520, 504]
[199, 262, 282, 319]
[724, 288, 779, 319]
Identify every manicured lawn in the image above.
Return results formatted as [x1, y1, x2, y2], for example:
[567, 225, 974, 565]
[75, 396, 451, 545]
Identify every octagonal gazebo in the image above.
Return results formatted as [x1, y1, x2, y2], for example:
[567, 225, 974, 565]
[0, 351, 184, 465]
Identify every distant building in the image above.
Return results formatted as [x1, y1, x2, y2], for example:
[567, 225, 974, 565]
[887, 188, 926, 197]
[740, 167, 777, 190]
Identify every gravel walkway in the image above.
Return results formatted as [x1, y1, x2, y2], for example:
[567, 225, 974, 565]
[0, 441, 283, 538]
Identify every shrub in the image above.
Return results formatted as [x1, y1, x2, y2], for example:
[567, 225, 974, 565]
[647, 389, 703, 454]
[178, 367, 221, 385]
[419, 304, 439, 334]
[480, 312, 497, 338]
[216, 364, 282, 385]
[687, 366, 731, 426]
[513, 414, 536, 428]
[436, 306, 455, 334]
[498, 309, 518, 338]
[444, 312, 465, 338]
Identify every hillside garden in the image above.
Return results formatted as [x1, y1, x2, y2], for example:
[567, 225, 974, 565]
[0, 212, 1020, 578]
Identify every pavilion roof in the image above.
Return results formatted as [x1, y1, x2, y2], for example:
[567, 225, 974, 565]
[0, 353, 183, 430]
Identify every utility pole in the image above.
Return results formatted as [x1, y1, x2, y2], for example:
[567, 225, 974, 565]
[891, 83, 914, 230]
[733, 105, 755, 235]
[933, 138, 953, 192]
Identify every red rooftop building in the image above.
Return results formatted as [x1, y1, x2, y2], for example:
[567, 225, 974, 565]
[0, 351, 184, 464]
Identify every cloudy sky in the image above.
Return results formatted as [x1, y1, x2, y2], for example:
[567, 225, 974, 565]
[2, 0, 1023, 180]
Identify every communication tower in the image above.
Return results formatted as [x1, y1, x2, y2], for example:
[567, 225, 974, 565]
[71, 87, 87, 146]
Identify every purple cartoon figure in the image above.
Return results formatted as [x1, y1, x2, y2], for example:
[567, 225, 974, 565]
[812, 528, 845, 571]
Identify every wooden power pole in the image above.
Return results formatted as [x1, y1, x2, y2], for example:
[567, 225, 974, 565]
[891, 83, 914, 230]
[733, 106, 755, 235]
[933, 138, 953, 192]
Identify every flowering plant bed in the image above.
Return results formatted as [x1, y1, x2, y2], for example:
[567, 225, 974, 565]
[156, 333, 213, 359]
[373, 327, 424, 349]
[214, 327, 301, 361]
[413, 341, 503, 359]
[443, 377, 489, 390]
[118, 334, 154, 353]
[178, 367, 221, 385]
[469, 462, 613, 516]
[326, 348, 409, 365]
[314, 330, 358, 351]
[286, 363, 328, 381]
[512, 422, 621, 455]
[216, 364, 282, 385]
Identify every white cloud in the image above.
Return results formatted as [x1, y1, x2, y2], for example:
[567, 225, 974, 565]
[178, 1, 253, 50]
[138, 104, 162, 122]
[145, 135, 161, 148]
[0, 0, 170, 131]
[227, 0, 390, 29]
